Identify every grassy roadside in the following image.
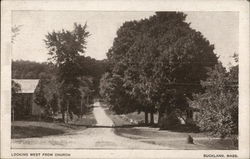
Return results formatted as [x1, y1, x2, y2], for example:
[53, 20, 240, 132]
[104, 108, 158, 126]
[69, 109, 97, 126]
[104, 108, 132, 126]
[12, 110, 97, 139]
[115, 127, 237, 150]
[105, 108, 237, 150]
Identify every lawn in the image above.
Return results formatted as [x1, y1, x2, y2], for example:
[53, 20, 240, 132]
[115, 127, 237, 150]
[126, 112, 158, 124]
[12, 122, 69, 139]
[105, 108, 158, 126]
[12, 110, 97, 139]
[104, 109, 131, 126]
[105, 108, 238, 150]
[67, 109, 97, 126]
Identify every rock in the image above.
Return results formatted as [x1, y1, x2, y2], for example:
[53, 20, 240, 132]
[187, 135, 194, 144]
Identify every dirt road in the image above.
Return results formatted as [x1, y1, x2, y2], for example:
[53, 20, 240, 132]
[12, 102, 169, 149]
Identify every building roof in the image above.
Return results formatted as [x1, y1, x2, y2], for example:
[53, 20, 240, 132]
[13, 79, 39, 93]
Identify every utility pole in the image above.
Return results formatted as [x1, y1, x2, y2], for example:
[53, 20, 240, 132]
[66, 99, 69, 124]
[80, 97, 82, 118]
[66, 93, 70, 124]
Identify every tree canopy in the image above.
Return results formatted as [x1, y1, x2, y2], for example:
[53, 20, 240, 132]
[44, 23, 90, 122]
[100, 12, 218, 125]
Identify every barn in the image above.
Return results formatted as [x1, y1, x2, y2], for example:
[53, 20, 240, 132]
[12, 79, 44, 119]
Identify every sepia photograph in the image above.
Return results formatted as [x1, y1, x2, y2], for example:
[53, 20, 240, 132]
[1, 0, 249, 158]
[10, 10, 240, 149]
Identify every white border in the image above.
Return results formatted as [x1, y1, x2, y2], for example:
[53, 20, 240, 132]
[1, 0, 249, 158]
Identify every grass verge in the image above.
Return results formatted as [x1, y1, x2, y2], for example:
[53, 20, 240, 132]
[104, 109, 131, 126]
[12, 110, 97, 139]
[115, 127, 237, 150]
[105, 108, 238, 150]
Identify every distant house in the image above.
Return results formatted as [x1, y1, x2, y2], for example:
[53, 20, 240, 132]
[185, 98, 201, 124]
[185, 107, 200, 124]
[12, 79, 43, 119]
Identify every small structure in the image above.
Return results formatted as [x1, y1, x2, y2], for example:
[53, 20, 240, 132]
[12, 79, 43, 119]
[185, 104, 200, 125]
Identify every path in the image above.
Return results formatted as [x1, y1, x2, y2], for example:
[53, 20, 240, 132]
[12, 102, 170, 149]
[93, 102, 113, 127]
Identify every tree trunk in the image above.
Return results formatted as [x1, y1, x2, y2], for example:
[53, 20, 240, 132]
[80, 99, 82, 118]
[158, 111, 162, 126]
[144, 111, 148, 125]
[39, 110, 42, 121]
[66, 100, 69, 124]
[53, 112, 55, 122]
[150, 111, 154, 125]
[62, 111, 65, 123]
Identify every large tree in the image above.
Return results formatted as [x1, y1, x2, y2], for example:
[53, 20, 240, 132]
[101, 12, 218, 126]
[44, 23, 90, 123]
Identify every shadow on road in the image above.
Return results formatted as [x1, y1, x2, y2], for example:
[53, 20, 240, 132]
[69, 123, 200, 134]
[69, 123, 149, 128]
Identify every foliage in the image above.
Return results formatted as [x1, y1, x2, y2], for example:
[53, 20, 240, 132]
[44, 23, 90, 122]
[192, 57, 238, 138]
[12, 60, 53, 79]
[100, 12, 218, 125]
[44, 23, 90, 67]
[11, 80, 21, 94]
[12, 57, 107, 96]
[34, 78, 47, 109]
[11, 80, 22, 120]
[49, 93, 59, 115]
[77, 56, 109, 96]
[11, 25, 22, 43]
[100, 73, 137, 114]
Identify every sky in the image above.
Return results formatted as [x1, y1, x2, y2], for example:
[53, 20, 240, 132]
[12, 11, 238, 67]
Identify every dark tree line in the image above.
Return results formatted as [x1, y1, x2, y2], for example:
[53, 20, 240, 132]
[77, 57, 109, 96]
[12, 60, 52, 79]
[12, 58, 107, 84]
